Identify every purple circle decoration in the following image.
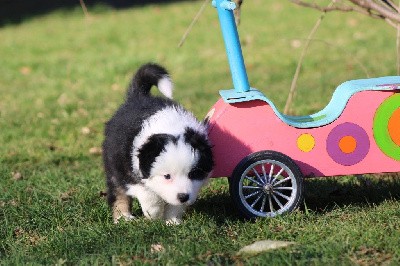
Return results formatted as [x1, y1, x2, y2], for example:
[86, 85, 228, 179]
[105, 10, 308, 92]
[326, 122, 370, 166]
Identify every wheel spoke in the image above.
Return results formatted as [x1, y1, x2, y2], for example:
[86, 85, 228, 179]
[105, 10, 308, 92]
[261, 164, 268, 184]
[273, 186, 293, 191]
[244, 190, 262, 199]
[268, 164, 274, 183]
[243, 185, 262, 190]
[275, 168, 284, 178]
[245, 176, 263, 187]
[272, 194, 284, 209]
[252, 168, 265, 185]
[250, 193, 264, 208]
[268, 194, 274, 212]
[274, 190, 291, 201]
[260, 194, 267, 212]
[270, 167, 284, 184]
[273, 177, 291, 186]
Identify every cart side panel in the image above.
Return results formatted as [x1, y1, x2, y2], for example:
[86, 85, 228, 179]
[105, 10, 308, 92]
[207, 91, 400, 178]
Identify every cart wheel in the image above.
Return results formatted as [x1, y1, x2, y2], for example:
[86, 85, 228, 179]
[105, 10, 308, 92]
[229, 150, 304, 219]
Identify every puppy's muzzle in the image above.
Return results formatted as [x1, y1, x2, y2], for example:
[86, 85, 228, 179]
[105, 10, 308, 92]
[177, 193, 190, 203]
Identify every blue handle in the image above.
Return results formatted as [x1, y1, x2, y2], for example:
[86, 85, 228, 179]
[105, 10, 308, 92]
[214, 0, 250, 93]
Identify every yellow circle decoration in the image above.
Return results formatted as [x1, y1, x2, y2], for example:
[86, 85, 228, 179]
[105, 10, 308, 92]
[297, 133, 315, 152]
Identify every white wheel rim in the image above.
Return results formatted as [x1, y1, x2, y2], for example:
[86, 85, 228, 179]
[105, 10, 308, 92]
[238, 159, 298, 217]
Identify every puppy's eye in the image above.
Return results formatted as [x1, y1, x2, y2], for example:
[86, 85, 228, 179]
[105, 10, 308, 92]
[164, 174, 171, 180]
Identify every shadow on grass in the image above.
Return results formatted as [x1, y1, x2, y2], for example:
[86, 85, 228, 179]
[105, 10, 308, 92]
[1, 0, 189, 26]
[194, 192, 243, 224]
[194, 174, 400, 223]
[303, 173, 400, 213]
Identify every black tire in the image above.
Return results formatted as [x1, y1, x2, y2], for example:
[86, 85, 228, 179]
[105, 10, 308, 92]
[229, 150, 304, 219]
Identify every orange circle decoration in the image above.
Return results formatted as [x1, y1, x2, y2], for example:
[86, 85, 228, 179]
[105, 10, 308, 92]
[388, 108, 400, 146]
[297, 133, 315, 152]
[338, 136, 357, 154]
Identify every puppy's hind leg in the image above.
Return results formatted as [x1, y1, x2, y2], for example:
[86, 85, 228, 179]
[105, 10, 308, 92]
[164, 205, 187, 225]
[109, 185, 135, 224]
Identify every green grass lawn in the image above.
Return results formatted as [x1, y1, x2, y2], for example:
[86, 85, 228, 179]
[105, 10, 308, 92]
[1, 0, 400, 264]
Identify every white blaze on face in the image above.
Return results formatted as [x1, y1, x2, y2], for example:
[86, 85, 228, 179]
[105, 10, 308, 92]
[131, 106, 207, 173]
[142, 139, 206, 206]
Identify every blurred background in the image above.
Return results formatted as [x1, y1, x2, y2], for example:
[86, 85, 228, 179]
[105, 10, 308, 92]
[1, 0, 188, 25]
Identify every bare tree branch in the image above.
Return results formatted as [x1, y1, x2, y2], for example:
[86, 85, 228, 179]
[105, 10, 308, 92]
[349, 0, 400, 22]
[291, 0, 400, 25]
[379, 0, 399, 11]
[290, 0, 355, 12]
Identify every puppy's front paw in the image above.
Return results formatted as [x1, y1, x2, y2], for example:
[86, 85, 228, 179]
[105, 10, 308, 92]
[165, 218, 182, 225]
[113, 213, 136, 224]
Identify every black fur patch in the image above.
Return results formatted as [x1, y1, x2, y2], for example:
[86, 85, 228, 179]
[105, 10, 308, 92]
[184, 127, 214, 180]
[137, 134, 177, 178]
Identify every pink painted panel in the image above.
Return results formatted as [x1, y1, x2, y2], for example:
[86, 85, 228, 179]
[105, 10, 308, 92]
[207, 91, 400, 178]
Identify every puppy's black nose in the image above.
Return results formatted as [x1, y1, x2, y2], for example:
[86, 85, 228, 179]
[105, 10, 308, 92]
[177, 193, 189, 203]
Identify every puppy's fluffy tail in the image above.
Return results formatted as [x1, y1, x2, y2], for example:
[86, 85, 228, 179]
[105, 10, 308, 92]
[127, 63, 173, 101]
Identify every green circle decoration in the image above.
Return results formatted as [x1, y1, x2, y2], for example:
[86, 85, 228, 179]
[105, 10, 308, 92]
[373, 94, 400, 160]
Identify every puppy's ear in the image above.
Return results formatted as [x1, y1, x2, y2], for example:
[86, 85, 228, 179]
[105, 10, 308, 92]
[184, 127, 211, 151]
[184, 127, 214, 178]
[138, 134, 176, 178]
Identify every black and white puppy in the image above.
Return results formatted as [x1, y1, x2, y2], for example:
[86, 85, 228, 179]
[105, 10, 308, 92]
[103, 63, 213, 224]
